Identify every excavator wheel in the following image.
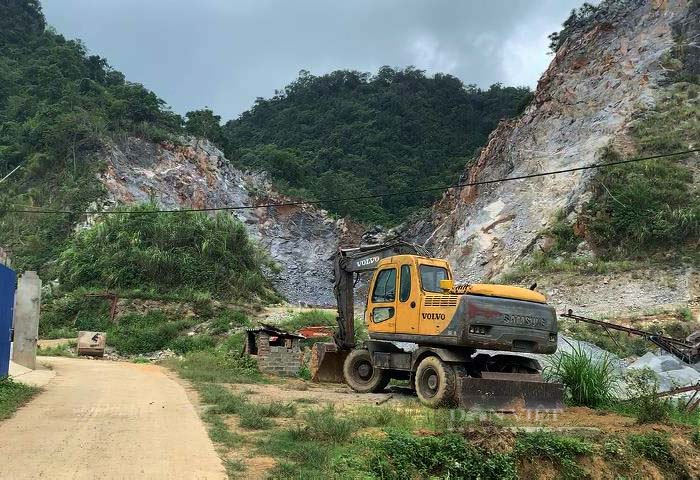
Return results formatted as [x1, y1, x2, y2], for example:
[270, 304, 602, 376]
[343, 349, 390, 393]
[415, 356, 456, 408]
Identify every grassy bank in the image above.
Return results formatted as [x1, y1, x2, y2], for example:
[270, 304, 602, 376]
[185, 377, 700, 479]
[0, 378, 40, 421]
[163, 327, 700, 479]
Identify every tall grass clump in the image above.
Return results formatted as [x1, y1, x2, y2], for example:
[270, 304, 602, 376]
[291, 405, 356, 443]
[55, 203, 280, 303]
[544, 344, 619, 408]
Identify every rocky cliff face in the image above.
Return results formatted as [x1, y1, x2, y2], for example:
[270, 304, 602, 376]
[421, 0, 690, 283]
[98, 137, 360, 304]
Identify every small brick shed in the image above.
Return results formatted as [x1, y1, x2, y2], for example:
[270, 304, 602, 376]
[244, 325, 305, 377]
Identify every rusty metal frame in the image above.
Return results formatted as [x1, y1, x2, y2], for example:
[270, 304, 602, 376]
[84, 292, 118, 324]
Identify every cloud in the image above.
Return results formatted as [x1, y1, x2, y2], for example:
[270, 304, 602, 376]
[41, 0, 587, 120]
[409, 35, 458, 74]
[501, 20, 558, 88]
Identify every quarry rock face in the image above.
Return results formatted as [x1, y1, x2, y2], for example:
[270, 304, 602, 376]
[99, 137, 359, 304]
[424, 0, 688, 283]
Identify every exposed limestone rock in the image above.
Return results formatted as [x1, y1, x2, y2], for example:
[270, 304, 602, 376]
[423, 0, 689, 284]
[98, 137, 361, 304]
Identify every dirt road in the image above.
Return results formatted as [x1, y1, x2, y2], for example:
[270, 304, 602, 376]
[0, 357, 225, 480]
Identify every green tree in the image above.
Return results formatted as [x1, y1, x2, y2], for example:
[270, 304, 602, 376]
[185, 109, 224, 146]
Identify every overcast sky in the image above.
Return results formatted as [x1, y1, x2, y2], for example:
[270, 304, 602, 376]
[42, 0, 586, 121]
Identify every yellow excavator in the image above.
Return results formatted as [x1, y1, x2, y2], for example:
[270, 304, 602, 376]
[311, 241, 564, 410]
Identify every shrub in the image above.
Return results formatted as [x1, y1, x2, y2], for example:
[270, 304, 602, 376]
[544, 344, 620, 408]
[585, 157, 699, 253]
[108, 311, 192, 354]
[209, 309, 249, 335]
[629, 433, 672, 463]
[40, 326, 78, 340]
[515, 431, 592, 479]
[677, 307, 694, 322]
[55, 203, 280, 303]
[584, 83, 700, 255]
[368, 428, 517, 480]
[37, 342, 76, 357]
[279, 309, 336, 332]
[546, 210, 580, 254]
[168, 335, 216, 354]
[297, 360, 311, 380]
[218, 332, 246, 354]
[624, 368, 670, 423]
[40, 293, 110, 337]
[192, 297, 214, 319]
[564, 320, 650, 358]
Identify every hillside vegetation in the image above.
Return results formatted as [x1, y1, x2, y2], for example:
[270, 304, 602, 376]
[56, 204, 278, 301]
[552, 1, 700, 260]
[40, 204, 278, 352]
[0, 0, 185, 272]
[222, 69, 532, 224]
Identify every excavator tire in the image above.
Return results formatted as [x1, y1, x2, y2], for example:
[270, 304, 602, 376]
[343, 349, 390, 393]
[415, 356, 456, 408]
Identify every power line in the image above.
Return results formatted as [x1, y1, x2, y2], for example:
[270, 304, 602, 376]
[4, 148, 699, 216]
[0, 161, 25, 184]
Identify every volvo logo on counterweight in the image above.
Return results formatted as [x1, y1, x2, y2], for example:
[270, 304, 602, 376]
[503, 314, 547, 328]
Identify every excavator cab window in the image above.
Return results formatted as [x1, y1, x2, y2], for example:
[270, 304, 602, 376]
[372, 268, 396, 302]
[399, 265, 411, 302]
[419, 265, 449, 293]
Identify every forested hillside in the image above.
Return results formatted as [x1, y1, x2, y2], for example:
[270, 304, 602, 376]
[223, 69, 532, 224]
[0, 0, 185, 270]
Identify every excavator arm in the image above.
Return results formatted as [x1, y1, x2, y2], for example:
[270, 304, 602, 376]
[311, 240, 427, 381]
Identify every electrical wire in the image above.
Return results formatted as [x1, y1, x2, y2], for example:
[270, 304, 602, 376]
[3, 148, 699, 216]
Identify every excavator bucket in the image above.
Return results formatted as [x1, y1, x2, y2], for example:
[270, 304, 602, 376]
[457, 372, 564, 412]
[310, 342, 349, 383]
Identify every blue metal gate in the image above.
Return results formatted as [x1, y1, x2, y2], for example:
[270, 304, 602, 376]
[0, 264, 16, 378]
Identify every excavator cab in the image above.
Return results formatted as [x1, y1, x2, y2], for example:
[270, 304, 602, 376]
[365, 256, 452, 337]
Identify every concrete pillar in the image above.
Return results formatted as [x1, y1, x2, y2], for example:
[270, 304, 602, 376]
[12, 271, 41, 370]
